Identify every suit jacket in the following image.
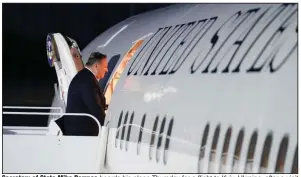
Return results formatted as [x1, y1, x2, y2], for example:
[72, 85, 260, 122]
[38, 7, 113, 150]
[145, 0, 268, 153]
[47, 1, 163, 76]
[63, 68, 106, 136]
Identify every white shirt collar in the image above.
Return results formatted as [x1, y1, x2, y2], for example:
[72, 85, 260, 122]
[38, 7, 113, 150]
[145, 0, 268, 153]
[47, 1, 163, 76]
[85, 66, 97, 79]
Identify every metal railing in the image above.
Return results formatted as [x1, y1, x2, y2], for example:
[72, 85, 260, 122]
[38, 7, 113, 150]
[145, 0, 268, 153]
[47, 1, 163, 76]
[3, 106, 63, 111]
[3, 106, 64, 126]
[3, 107, 101, 136]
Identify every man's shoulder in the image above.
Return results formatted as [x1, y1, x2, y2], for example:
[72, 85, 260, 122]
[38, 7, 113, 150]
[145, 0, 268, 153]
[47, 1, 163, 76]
[75, 68, 93, 80]
[70, 69, 92, 85]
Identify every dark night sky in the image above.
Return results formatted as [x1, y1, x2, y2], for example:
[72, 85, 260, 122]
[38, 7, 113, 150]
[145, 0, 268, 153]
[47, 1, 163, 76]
[2, 3, 171, 126]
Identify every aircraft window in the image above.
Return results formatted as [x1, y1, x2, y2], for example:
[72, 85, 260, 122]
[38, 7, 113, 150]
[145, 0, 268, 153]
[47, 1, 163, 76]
[232, 128, 244, 172]
[199, 124, 210, 159]
[120, 111, 129, 149]
[163, 118, 174, 165]
[137, 114, 146, 155]
[210, 124, 221, 162]
[104, 40, 144, 106]
[220, 127, 232, 172]
[291, 146, 298, 173]
[156, 117, 166, 162]
[198, 123, 210, 172]
[275, 136, 289, 173]
[115, 111, 123, 148]
[125, 112, 134, 151]
[259, 133, 273, 173]
[245, 131, 258, 173]
[149, 116, 159, 160]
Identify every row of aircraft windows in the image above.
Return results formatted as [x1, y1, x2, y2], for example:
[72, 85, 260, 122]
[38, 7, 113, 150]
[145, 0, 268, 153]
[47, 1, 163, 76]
[113, 113, 297, 173]
[115, 111, 174, 165]
[198, 124, 297, 173]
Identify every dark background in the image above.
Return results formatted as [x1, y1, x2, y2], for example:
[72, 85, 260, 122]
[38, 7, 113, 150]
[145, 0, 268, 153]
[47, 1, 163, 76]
[2, 3, 171, 126]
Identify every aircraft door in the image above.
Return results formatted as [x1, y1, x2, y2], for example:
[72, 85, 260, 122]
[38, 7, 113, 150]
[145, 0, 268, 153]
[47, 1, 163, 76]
[104, 40, 144, 107]
[46, 33, 84, 105]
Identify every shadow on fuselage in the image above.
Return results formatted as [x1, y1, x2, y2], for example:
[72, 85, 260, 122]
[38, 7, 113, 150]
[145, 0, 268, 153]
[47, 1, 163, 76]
[99, 54, 121, 92]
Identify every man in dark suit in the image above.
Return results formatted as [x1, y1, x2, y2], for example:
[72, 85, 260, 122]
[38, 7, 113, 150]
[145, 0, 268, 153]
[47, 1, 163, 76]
[63, 52, 108, 136]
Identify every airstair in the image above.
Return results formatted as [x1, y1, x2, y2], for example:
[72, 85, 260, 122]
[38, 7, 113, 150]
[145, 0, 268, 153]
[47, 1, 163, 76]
[3, 106, 108, 173]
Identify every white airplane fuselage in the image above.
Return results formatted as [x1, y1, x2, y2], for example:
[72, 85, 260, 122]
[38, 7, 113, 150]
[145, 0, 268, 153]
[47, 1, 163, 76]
[3, 3, 297, 173]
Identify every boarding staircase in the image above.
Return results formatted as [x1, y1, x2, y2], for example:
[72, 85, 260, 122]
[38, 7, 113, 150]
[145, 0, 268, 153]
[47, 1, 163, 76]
[2, 106, 108, 173]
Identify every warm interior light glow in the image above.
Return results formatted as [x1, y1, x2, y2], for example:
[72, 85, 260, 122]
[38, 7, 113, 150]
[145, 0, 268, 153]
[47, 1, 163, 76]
[104, 40, 144, 106]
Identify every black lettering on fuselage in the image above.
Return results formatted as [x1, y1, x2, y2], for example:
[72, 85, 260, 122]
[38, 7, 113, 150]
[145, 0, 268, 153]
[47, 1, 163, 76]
[135, 24, 190, 76]
[149, 24, 187, 75]
[236, 4, 297, 73]
[215, 7, 265, 73]
[190, 10, 242, 73]
[136, 27, 172, 75]
[134, 27, 170, 75]
[127, 28, 163, 75]
[152, 23, 194, 75]
[158, 21, 198, 75]
[141, 25, 181, 75]
[247, 5, 297, 73]
[169, 17, 218, 75]
[126, 4, 296, 76]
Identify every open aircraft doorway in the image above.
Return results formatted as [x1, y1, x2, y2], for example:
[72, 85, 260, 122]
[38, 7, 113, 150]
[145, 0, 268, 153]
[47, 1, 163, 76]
[104, 40, 144, 107]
